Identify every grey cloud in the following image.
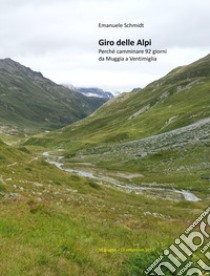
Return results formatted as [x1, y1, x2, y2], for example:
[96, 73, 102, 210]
[0, 0, 209, 91]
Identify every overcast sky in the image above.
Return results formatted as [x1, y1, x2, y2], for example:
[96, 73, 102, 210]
[0, 0, 209, 92]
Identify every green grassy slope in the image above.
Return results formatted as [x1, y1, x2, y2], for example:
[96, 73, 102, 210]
[0, 58, 106, 134]
[23, 54, 210, 194]
[0, 140, 207, 275]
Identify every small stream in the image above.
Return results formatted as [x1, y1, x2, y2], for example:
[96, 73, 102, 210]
[43, 152, 200, 202]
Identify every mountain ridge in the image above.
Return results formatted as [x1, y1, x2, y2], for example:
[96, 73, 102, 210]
[0, 58, 107, 134]
[30, 53, 210, 150]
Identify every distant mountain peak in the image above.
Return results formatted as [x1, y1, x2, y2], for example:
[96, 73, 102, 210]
[77, 87, 114, 99]
[63, 84, 114, 99]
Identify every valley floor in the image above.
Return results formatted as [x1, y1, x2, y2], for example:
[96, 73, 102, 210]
[1, 116, 210, 275]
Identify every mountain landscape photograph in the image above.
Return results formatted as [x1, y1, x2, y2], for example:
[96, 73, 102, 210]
[0, 0, 210, 275]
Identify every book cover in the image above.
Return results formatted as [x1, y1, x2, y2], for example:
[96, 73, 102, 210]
[0, 0, 210, 275]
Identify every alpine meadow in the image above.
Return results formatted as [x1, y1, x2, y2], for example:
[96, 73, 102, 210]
[1, 54, 210, 275]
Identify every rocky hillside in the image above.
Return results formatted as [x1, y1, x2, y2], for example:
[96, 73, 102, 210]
[53, 53, 210, 146]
